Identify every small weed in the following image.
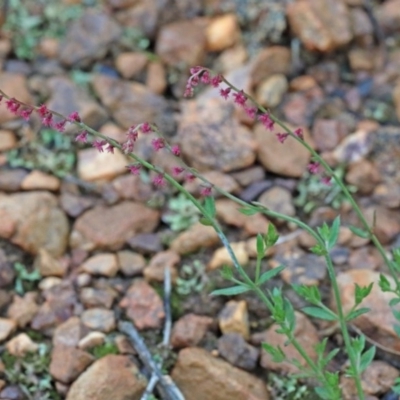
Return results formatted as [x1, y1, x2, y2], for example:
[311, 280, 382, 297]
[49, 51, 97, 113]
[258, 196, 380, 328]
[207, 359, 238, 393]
[89, 341, 119, 359]
[162, 193, 201, 232]
[120, 27, 150, 52]
[1, 344, 61, 400]
[267, 373, 314, 400]
[176, 260, 208, 296]
[13, 262, 41, 295]
[294, 165, 356, 214]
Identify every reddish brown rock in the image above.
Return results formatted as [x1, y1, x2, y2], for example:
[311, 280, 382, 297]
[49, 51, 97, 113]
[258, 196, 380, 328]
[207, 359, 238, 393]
[0, 192, 69, 256]
[171, 314, 213, 349]
[21, 170, 60, 192]
[7, 292, 39, 328]
[81, 253, 119, 277]
[117, 250, 146, 277]
[0, 318, 17, 342]
[50, 344, 94, 384]
[0, 130, 17, 151]
[119, 280, 164, 330]
[66, 355, 147, 400]
[312, 118, 348, 152]
[53, 317, 89, 348]
[34, 249, 67, 277]
[112, 174, 153, 202]
[258, 186, 295, 217]
[287, 0, 352, 52]
[80, 287, 116, 309]
[115, 52, 148, 79]
[6, 333, 39, 357]
[346, 160, 381, 195]
[377, 0, 400, 33]
[219, 300, 249, 339]
[208, 242, 249, 270]
[171, 348, 270, 400]
[146, 61, 167, 94]
[70, 202, 160, 251]
[81, 308, 116, 333]
[256, 74, 288, 108]
[205, 14, 239, 52]
[144, 250, 180, 283]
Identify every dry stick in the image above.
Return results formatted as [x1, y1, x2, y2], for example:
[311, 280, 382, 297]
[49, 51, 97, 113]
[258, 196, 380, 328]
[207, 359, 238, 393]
[140, 267, 173, 400]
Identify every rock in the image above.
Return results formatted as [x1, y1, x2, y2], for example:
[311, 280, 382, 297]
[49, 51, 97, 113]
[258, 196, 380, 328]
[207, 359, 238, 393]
[115, 52, 148, 79]
[215, 199, 247, 227]
[20, 170, 60, 191]
[0, 191, 69, 256]
[377, 0, 400, 33]
[218, 333, 259, 371]
[249, 46, 291, 89]
[81, 308, 116, 333]
[77, 148, 128, 182]
[231, 166, 265, 187]
[127, 233, 163, 255]
[256, 74, 288, 108]
[119, 280, 164, 330]
[34, 248, 67, 277]
[50, 344, 94, 384]
[0, 73, 32, 124]
[92, 73, 174, 133]
[0, 130, 17, 151]
[219, 300, 249, 339]
[208, 242, 249, 270]
[60, 192, 96, 218]
[184, 171, 240, 195]
[171, 347, 270, 400]
[312, 118, 348, 152]
[349, 48, 376, 72]
[70, 202, 160, 251]
[146, 61, 167, 94]
[0, 251, 15, 288]
[171, 313, 213, 349]
[156, 19, 207, 66]
[290, 75, 318, 91]
[46, 76, 108, 130]
[7, 292, 38, 328]
[81, 253, 119, 277]
[0, 318, 16, 342]
[39, 277, 62, 291]
[346, 160, 381, 195]
[80, 287, 116, 309]
[6, 333, 39, 357]
[66, 355, 147, 400]
[178, 99, 257, 172]
[144, 250, 180, 283]
[117, 250, 146, 277]
[53, 316, 88, 348]
[112, 174, 153, 202]
[373, 184, 400, 208]
[170, 222, 220, 255]
[0, 290, 11, 310]
[336, 269, 400, 352]
[341, 361, 399, 399]
[114, 334, 135, 355]
[59, 10, 121, 67]
[348, 247, 381, 270]
[206, 14, 239, 52]
[258, 186, 295, 217]
[255, 123, 313, 178]
[287, 0, 352, 52]
[0, 385, 25, 400]
[255, 311, 319, 374]
[333, 129, 374, 164]
[78, 331, 106, 350]
[243, 214, 270, 237]
[0, 168, 28, 192]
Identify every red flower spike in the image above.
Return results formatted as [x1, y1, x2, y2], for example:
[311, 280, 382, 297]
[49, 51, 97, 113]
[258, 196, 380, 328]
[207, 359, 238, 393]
[276, 133, 289, 144]
[122, 140, 135, 154]
[37, 104, 49, 117]
[201, 71, 211, 84]
[152, 173, 166, 187]
[126, 126, 138, 142]
[211, 74, 222, 88]
[307, 162, 320, 174]
[92, 139, 106, 153]
[68, 111, 81, 123]
[258, 113, 274, 130]
[151, 138, 165, 152]
[106, 144, 114, 154]
[171, 145, 181, 156]
[244, 106, 257, 119]
[141, 122, 152, 134]
[232, 90, 247, 106]
[126, 164, 141, 175]
[200, 186, 212, 197]
[42, 113, 53, 127]
[294, 128, 304, 140]
[5, 98, 20, 114]
[20, 108, 33, 121]
[54, 120, 67, 132]
[75, 131, 88, 143]
[220, 88, 231, 100]
[185, 173, 196, 182]
[172, 166, 184, 176]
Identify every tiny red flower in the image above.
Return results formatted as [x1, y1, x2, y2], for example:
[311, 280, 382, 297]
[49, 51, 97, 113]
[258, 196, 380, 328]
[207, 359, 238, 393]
[244, 106, 257, 119]
[184, 86, 194, 98]
[106, 143, 114, 153]
[171, 145, 181, 156]
[5, 98, 20, 114]
[92, 139, 106, 152]
[258, 113, 274, 130]
[37, 104, 49, 117]
[126, 164, 141, 175]
[200, 186, 212, 196]
[75, 131, 88, 143]
[220, 88, 231, 100]
[54, 119, 67, 132]
[126, 126, 138, 142]
[42, 113, 53, 127]
[294, 128, 304, 140]
[172, 166, 184, 176]
[68, 111, 81, 123]
[141, 122, 152, 134]
[151, 138, 165, 151]
[321, 176, 331, 186]
[20, 108, 33, 121]
[276, 133, 289, 143]
[185, 173, 196, 182]
[308, 162, 320, 174]
[122, 140, 135, 153]
[210, 74, 222, 87]
[232, 90, 247, 106]
[152, 173, 166, 187]
[201, 71, 211, 84]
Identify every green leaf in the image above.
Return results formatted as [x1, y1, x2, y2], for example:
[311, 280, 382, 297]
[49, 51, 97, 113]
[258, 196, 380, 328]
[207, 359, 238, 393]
[238, 207, 259, 216]
[314, 386, 333, 400]
[257, 265, 285, 285]
[354, 283, 373, 306]
[394, 324, 400, 338]
[204, 196, 216, 218]
[265, 223, 279, 248]
[292, 284, 321, 305]
[310, 244, 327, 256]
[349, 225, 370, 239]
[317, 222, 330, 242]
[210, 285, 250, 296]
[261, 343, 285, 363]
[393, 309, 400, 321]
[328, 216, 340, 249]
[284, 298, 296, 332]
[378, 274, 392, 292]
[346, 307, 370, 322]
[256, 233, 264, 256]
[199, 217, 213, 226]
[359, 346, 376, 372]
[390, 298, 400, 307]
[220, 265, 233, 280]
[302, 306, 337, 321]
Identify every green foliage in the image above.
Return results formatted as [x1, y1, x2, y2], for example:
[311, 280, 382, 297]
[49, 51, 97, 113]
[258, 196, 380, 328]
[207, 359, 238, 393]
[267, 373, 313, 400]
[4, 0, 95, 60]
[120, 27, 150, 51]
[294, 166, 356, 214]
[176, 260, 207, 296]
[1, 344, 61, 400]
[162, 193, 201, 232]
[13, 262, 41, 295]
[89, 341, 119, 359]
[7, 128, 76, 177]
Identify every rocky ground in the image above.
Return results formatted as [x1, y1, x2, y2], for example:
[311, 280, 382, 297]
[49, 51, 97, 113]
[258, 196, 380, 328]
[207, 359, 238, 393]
[1, 0, 400, 399]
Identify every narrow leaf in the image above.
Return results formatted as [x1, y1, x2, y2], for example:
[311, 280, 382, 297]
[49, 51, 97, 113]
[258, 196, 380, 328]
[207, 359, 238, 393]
[359, 346, 376, 372]
[302, 306, 337, 321]
[256, 233, 264, 256]
[257, 265, 285, 285]
[265, 223, 279, 247]
[394, 324, 400, 338]
[238, 207, 259, 216]
[379, 274, 392, 292]
[390, 298, 400, 307]
[210, 285, 250, 296]
[346, 307, 370, 321]
[204, 196, 216, 218]
[328, 216, 340, 249]
[349, 225, 370, 239]
[199, 217, 213, 226]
